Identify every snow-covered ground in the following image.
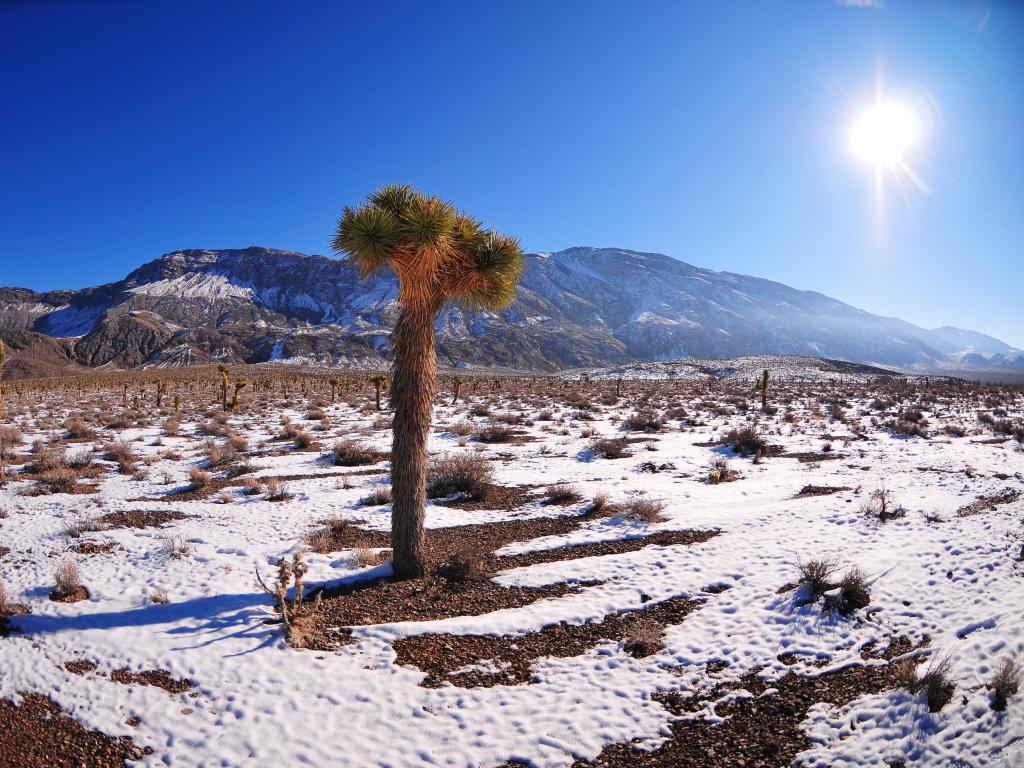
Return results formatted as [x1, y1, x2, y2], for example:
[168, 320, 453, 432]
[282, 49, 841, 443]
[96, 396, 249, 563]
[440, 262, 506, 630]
[0, 372, 1022, 767]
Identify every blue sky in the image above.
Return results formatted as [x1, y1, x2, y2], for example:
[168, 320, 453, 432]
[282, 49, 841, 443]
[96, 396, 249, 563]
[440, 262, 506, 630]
[2, 0, 1022, 345]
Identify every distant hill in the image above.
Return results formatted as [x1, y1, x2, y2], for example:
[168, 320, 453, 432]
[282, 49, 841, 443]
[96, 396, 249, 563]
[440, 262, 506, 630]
[1, 245, 1020, 378]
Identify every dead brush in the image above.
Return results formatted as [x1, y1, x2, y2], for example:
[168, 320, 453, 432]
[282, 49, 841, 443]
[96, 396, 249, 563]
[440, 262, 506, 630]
[241, 477, 262, 496]
[591, 437, 631, 459]
[361, 485, 392, 507]
[987, 657, 1020, 712]
[622, 617, 664, 658]
[188, 467, 211, 490]
[427, 453, 493, 500]
[52, 559, 82, 599]
[706, 456, 739, 484]
[796, 556, 840, 599]
[447, 420, 475, 437]
[624, 410, 664, 433]
[474, 424, 516, 443]
[255, 550, 321, 648]
[292, 430, 316, 450]
[622, 497, 667, 525]
[721, 426, 768, 457]
[330, 439, 377, 466]
[823, 567, 871, 616]
[899, 654, 956, 713]
[544, 482, 581, 505]
[862, 486, 906, 522]
[64, 415, 96, 440]
[435, 551, 488, 585]
[203, 438, 237, 468]
[266, 478, 292, 502]
[589, 491, 610, 514]
[160, 534, 191, 559]
[36, 467, 79, 494]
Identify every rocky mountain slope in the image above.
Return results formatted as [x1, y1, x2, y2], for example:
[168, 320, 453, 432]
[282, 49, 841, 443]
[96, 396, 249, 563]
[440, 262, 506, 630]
[1, 246, 1019, 377]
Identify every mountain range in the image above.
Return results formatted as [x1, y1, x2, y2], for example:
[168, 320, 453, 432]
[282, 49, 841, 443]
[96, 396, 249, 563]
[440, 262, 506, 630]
[1, 245, 1020, 379]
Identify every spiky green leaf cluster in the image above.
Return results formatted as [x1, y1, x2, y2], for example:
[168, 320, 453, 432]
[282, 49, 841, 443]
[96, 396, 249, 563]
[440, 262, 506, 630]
[333, 184, 523, 311]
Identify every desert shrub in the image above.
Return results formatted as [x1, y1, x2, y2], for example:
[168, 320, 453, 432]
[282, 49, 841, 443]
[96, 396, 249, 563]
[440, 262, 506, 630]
[590, 491, 609, 513]
[227, 434, 249, 453]
[204, 438, 237, 468]
[861, 487, 906, 522]
[591, 437, 630, 459]
[292, 430, 316, 449]
[427, 453, 493, 499]
[475, 424, 516, 443]
[796, 556, 840, 599]
[64, 415, 96, 440]
[241, 477, 262, 496]
[707, 456, 739, 484]
[102, 440, 137, 473]
[67, 448, 94, 470]
[824, 567, 871, 615]
[470, 403, 490, 417]
[162, 416, 181, 436]
[544, 483, 580, 504]
[622, 497, 667, 525]
[53, 559, 81, 598]
[0, 424, 23, 448]
[361, 486, 392, 506]
[537, 410, 554, 421]
[447, 420, 475, 437]
[188, 467, 211, 490]
[331, 439, 377, 466]
[721, 426, 768, 457]
[435, 552, 487, 583]
[624, 411, 664, 432]
[622, 618, 663, 657]
[266, 478, 292, 502]
[892, 654, 955, 712]
[988, 657, 1020, 712]
[64, 514, 106, 538]
[160, 534, 191, 559]
[37, 467, 79, 494]
[26, 440, 67, 473]
[885, 419, 929, 438]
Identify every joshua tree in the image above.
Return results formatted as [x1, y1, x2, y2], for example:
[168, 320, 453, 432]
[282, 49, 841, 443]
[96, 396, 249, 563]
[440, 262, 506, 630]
[369, 373, 387, 412]
[328, 378, 339, 402]
[155, 379, 168, 408]
[334, 184, 523, 579]
[217, 364, 230, 410]
[760, 369, 770, 412]
[451, 375, 464, 406]
[231, 378, 246, 409]
[0, 339, 6, 485]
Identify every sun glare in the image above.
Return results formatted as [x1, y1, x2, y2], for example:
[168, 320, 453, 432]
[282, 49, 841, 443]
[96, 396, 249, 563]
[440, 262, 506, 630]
[850, 98, 921, 166]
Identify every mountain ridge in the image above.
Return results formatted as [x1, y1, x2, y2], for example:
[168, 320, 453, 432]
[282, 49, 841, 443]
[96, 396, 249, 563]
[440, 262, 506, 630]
[1, 245, 1020, 378]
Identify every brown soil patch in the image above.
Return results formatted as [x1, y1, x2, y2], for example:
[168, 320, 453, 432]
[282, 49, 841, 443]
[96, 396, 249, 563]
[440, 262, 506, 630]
[956, 488, 1021, 517]
[794, 485, 852, 498]
[64, 660, 98, 675]
[565, 661, 907, 767]
[49, 586, 89, 603]
[95, 510, 189, 529]
[441, 483, 538, 511]
[494, 529, 717, 571]
[110, 668, 192, 694]
[393, 595, 699, 688]
[781, 451, 845, 463]
[70, 541, 118, 555]
[0, 692, 152, 767]
[132, 476, 233, 503]
[0, 547, 9, 559]
[302, 578, 595, 652]
[0, 604, 30, 637]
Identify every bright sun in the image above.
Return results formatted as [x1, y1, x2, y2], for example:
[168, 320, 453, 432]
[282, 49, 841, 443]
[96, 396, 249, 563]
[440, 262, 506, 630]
[850, 98, 921, 166]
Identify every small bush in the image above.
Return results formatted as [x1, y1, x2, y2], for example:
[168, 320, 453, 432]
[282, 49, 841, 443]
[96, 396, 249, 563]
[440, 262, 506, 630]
[331, 439, 377, 467]
[622, 497, 667, 525]
[589, 491, 609, 513]
[796, 556, 840, 599]
[64, 415, 96, 440]
[160, 534, 191, 559]
[544, 483, 580, 505]
[475, 424, 516, 443]
[591, 437, 630, 459]
[824, 567, 871, 615]
[721, 426, 768, 457]
[624, 411, 664, 433]
[435, 552, 487, 584]
[921, 655, 956, 712]
[862, 487, 906, 522]
[37, 467, 79, 494]
[362, 486, 392, 506]
[266, 478, 292, 502]
[293, 430, 316, 450]
[188, 467, 211, 490]
[427, 454, 493, 500]
[988, 657, 1020, 712]
[53, 559, 81, 598]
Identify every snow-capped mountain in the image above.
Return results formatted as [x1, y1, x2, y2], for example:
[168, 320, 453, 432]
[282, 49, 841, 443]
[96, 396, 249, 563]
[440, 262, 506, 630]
[0, 245, 1019, 377]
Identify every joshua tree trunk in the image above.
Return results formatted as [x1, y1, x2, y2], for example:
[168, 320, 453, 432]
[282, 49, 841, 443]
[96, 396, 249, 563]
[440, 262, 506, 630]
[389, 307, 436, 579]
